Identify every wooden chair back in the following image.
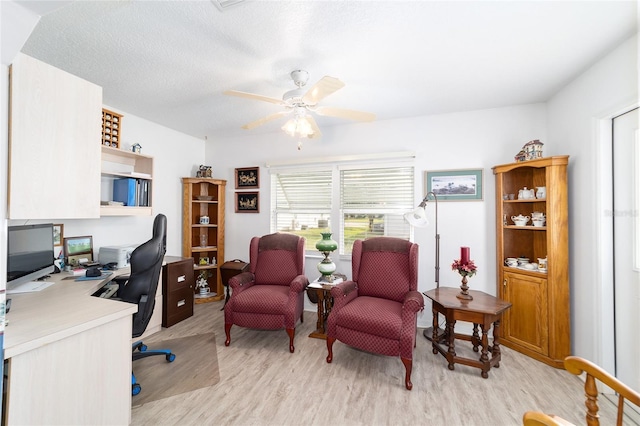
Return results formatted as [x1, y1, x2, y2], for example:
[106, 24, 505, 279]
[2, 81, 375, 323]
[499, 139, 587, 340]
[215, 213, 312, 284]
[523, 355, 640, 426]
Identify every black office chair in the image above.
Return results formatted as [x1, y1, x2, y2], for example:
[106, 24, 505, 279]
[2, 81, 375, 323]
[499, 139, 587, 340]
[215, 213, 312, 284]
[114, 213, 175, 396]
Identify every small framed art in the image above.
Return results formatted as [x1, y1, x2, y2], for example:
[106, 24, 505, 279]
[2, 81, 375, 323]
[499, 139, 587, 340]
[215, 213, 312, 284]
[425, 168, 483, 201]
[235, 167, 260, 189]
[235, 192, 259, 213]
[53, 224, 64, 246]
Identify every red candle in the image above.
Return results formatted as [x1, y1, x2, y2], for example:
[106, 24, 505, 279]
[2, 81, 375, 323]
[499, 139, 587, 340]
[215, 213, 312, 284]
[461, 247, 470, 264]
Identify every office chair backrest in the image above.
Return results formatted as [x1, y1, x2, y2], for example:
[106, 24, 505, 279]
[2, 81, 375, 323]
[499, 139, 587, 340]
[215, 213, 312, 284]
[119, 214, 167, 337]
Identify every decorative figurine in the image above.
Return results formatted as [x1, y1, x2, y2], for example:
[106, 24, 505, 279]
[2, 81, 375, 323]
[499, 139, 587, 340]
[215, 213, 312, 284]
[131, 143, 142, 153]
[196, 165, 213, 178]
[515, 139, 543, 162]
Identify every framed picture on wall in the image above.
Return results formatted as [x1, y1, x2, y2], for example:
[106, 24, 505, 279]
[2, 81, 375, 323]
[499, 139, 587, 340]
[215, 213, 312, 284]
[235, 192, 259, 213]
[425, 168, 483, 201]
[235, 167, 260, 189]
[53, 224, 64, 246]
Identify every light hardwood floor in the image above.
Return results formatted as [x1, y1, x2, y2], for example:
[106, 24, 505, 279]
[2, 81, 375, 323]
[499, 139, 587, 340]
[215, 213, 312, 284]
[131, 301, 621, 426]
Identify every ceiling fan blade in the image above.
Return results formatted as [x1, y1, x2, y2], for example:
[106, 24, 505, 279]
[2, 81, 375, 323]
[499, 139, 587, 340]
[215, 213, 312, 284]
[305, 115, 322, 139]
[302, 76, 345, 105]
[241, 111, 291, 130]
[224, 90, 284, 106]
[315, 106, 376, 122]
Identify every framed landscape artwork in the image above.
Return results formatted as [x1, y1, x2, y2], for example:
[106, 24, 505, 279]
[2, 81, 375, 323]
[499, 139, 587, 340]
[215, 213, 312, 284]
[53, 224, 64, 246]
[235, 192, 259, 213]
[425, 169, 483, 201]
[235, 167, 260, 189]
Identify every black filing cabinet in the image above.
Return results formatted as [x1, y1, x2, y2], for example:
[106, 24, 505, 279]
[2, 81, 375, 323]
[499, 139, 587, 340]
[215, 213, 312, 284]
[162, 256, 194, 327]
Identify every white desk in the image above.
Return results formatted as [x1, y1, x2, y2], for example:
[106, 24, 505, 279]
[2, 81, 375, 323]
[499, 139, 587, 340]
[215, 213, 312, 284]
[4, 270, 137, 425]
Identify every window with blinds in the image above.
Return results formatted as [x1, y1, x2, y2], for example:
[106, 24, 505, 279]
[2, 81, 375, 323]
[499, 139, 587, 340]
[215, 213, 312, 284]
[271, 169, 333, 251]
[340, 166, 414, 254]
[271, 164, 414, 255]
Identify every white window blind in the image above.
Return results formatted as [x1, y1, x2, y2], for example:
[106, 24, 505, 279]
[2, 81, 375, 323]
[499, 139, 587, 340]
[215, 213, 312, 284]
[340, 166, 414, 254]
[271, 164, 414, 255]
[271, 169, 332, 251]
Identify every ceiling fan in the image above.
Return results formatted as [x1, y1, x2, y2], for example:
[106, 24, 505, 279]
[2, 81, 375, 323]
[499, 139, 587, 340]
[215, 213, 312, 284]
[223, 70, 376, 139]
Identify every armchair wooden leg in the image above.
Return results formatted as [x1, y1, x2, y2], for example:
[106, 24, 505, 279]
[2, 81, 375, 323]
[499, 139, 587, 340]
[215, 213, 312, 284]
[401, 357, 413, 390]
[286, 328, 295, 353]
[326, 336, 335, 363]
[224, 323, 232, 346]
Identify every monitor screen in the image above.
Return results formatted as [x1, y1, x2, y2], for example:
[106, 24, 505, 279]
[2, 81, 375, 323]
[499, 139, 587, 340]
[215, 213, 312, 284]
[63, 236, 93, 266]
[7, 223, 55, 288]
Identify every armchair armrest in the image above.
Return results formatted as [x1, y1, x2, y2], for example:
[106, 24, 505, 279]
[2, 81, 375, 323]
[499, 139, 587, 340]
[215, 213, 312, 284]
[228, 271, 255, 295]
[289, 274, 309, 293]
[330, 280, 358, 311]
[403, 290, 425, 313]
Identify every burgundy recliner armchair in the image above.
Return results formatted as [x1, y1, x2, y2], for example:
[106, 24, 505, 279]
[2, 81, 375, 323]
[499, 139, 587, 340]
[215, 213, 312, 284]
[326, 237, 424, 390]
[224, 233, 309, 353]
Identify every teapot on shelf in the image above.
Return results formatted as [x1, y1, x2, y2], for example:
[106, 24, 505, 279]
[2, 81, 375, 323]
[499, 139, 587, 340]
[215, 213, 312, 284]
[536, 186, 546, 199]
[518, 187, 535, 200]
[511, 214, 530, 226]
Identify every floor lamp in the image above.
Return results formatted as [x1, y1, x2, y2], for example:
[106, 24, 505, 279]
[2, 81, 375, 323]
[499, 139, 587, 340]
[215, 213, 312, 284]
[404, 191, 445, 342]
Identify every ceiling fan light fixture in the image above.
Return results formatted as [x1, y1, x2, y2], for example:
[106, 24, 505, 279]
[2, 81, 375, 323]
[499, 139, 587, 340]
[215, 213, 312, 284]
[282, 114, 314, 138]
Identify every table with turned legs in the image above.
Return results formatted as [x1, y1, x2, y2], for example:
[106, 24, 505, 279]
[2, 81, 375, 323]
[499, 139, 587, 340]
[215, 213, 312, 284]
[424, 287, 512, 378]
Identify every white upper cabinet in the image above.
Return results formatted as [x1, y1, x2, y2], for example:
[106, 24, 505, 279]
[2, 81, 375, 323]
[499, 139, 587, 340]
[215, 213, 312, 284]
[9, 53, 102, 219]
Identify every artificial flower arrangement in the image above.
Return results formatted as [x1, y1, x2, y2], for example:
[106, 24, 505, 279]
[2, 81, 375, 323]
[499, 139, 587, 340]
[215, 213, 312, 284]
[196, 271, 210, 290]
[451, 258, 477, 277]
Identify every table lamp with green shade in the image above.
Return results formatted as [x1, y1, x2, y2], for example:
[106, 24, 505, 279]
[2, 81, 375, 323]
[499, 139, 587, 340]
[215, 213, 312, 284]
[316, 232, 338, 282]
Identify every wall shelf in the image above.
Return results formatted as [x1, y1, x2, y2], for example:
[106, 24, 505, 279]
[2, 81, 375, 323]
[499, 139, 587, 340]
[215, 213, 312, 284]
[101, 145, 153, 216]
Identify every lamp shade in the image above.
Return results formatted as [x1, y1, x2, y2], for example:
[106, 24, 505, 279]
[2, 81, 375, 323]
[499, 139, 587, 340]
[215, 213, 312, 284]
[282, 115, 314, 138]
[404, 206, 429, 227]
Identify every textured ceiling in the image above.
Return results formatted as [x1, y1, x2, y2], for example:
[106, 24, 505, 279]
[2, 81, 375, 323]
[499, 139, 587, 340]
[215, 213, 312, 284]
[18, 0, 638, 140]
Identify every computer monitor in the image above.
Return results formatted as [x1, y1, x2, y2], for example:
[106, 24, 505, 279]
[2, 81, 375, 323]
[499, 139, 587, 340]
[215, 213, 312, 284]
[63, 235, 94, 266]
[7, 223, 55, 288]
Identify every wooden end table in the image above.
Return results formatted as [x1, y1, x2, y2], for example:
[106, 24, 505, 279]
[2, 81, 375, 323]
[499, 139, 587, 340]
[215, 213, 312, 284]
[307, 282, 335, 339]
[424, 287, 512, 378]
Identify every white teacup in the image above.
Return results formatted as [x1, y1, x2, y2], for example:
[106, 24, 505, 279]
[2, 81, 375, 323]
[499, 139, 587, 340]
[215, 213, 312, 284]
[532, 219, 545, 227]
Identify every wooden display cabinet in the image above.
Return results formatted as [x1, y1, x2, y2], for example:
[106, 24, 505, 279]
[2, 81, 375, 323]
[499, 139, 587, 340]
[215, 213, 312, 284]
[182, 178, 226, 302]
[493, 156, 570, 368]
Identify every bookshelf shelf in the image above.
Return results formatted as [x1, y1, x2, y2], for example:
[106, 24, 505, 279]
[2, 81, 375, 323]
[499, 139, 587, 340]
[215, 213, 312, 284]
[100, 145, 154, 216]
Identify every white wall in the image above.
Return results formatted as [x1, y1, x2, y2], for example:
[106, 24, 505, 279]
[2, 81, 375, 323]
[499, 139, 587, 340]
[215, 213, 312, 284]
[207, 103, 548, 325]
[547, 33, 639, 368]
[7, 108, 206, 258]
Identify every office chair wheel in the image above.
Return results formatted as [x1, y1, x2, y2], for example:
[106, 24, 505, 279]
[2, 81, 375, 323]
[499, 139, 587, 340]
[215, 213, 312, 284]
[132, 383, 141, 396]
[166, 353, 176, 362]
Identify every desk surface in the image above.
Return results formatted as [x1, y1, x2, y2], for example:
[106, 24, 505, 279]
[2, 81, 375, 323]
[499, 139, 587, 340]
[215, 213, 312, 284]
[4, 268, 137, 359]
